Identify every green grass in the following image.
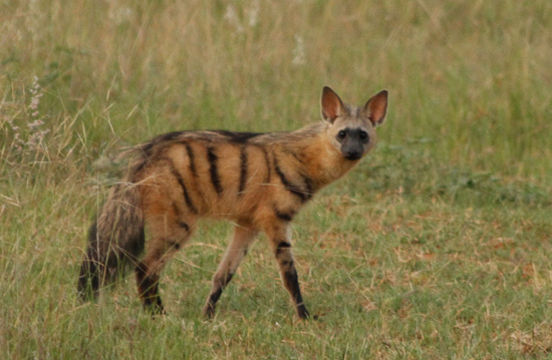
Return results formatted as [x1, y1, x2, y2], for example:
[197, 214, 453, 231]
[1, 1, 551, 358]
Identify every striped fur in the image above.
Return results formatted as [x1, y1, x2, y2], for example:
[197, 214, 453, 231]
[77, 86, 388, 319]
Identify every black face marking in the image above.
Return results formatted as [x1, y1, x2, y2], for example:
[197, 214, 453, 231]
[165, 158, 198, 214]
[336, 127, 369, 160]
[238, 146, 248, 195]
[211, 130, 263, 144]
[335, 127, 370, 144]
[206, 146, 223, 195]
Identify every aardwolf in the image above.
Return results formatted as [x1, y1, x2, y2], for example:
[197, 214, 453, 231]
[78, 86, 388, 319]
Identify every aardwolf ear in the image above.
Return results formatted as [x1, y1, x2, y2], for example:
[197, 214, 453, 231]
[321, 86, 345, 123]
[363, 90, 388, 126]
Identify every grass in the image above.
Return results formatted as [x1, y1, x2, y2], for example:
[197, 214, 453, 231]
[1, 0, 551, 358]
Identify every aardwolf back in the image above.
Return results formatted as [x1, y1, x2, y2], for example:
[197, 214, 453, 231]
[78, 86, 388, 319]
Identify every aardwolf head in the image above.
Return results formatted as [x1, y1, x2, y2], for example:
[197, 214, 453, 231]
[321, 86, 388, 160]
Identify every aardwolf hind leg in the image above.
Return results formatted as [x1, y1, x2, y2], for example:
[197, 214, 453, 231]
[136, 215, 194, 314]
[203, 223, 258, 318]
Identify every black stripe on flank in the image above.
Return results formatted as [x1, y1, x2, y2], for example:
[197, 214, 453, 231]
[273, 157, 309, 202]
[238, 146, 248, 195]
[260, 146, 271, 183]
[165, 158, 198, 214]
[206, 146, 223, 195]
[184, 143, 197, 178]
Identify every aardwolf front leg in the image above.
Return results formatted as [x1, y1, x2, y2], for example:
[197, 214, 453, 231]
[203, 223, 258, 318]
[266, 222, 310, 319]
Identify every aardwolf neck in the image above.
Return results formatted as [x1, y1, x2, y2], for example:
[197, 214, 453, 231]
[273, 123, 359, 190]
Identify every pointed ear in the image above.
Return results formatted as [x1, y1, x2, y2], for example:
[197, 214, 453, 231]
[363, 90, 388, 126]
[321, 86, 345, 123]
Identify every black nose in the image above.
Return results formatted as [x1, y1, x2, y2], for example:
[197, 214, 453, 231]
[345, 151, 362, 160]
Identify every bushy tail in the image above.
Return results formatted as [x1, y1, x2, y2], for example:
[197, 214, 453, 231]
[78, 181, 145, 301]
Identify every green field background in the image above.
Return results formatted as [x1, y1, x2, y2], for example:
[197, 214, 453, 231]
[1, 1, 551, 358]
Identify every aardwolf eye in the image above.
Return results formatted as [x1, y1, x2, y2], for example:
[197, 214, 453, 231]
[337, 130, 346, 141]
[359, 130, 368, 140]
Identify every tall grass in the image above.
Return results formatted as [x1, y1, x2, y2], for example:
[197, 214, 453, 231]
[1, 1, 551, 358]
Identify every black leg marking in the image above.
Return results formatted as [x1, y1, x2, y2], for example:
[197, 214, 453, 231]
[165, 158, 198, 214]
[204, 272, 234, 318]
[207, 146, 223, 195]
[273, 239, 310, 319]
[135, 263, 164, 314]
[275, 241, 292, 255]
[283, 267, 309, 319]
[238, 145, 248, 195]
